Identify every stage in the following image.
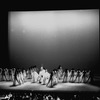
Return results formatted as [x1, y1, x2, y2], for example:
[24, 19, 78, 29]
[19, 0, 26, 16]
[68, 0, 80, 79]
[0, 81, 100, 92]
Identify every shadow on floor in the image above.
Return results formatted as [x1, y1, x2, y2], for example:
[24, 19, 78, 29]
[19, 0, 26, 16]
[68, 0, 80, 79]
[10, 84, 20, 87]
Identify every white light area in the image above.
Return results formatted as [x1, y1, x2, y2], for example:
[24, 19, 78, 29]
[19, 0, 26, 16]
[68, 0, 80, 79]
[9, 12, 24, 34]
[17, 10, 98, 36]
[19, 12, 56, 34]
[55, 10, 99, 33]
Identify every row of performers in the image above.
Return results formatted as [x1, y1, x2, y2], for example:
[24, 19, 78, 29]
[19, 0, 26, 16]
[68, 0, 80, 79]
[0, 65, 93, 87]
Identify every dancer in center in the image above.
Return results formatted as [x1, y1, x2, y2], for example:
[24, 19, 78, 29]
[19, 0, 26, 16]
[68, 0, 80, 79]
[37, 65, 45, 84]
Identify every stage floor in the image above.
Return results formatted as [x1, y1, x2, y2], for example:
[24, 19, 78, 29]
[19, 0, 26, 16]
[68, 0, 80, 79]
[0, 81, 100, 92]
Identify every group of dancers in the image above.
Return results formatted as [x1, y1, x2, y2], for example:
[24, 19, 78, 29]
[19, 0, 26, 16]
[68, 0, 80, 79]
[0, 65, 93, 87]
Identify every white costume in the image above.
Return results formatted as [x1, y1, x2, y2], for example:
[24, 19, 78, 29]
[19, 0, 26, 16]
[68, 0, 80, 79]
[67, 70, 71, 82]
[38, 69, 45, 84]
[52, 74, 58, 85]
[23, 71, 26, 82]
[18, 72, 23, 84]
[43, 71, 50, 85]
[74, 71, 77, 82]
[80, 71, 83, 83]
[86, 71, 90, 83]
[32, 71, 39, 83]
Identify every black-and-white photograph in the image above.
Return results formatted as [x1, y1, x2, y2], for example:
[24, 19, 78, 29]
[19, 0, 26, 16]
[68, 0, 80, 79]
[0, 9, 99, 100]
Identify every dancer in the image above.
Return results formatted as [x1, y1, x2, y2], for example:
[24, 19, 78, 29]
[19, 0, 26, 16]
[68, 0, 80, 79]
[37, 66, 45, 84]
[75, 69, 81, 83]
[52, 69, 58, 85]
[57, 65, 63, 82]
[20, 70, 24, 84]
[63, 69, 68, 83]
[70, 68, 75, 82]
[22, 69, 26, 82]
[46, 71, 54, 87]
[31, 67, 35, 82]
[5, 68, 9, 81]
[13, 69, 19, 86]
[8, 69, 12, 81]
[2, 69, 6, 81]
[17, 70, 21, 84]
[82, 69, 87, 83]
[43, 69, 50, 85]
[29, 68, 32, 79]
[74, 70, 77, 83]
[17, 69, 24, 85]
[31, 67, 39, 83]
[79, 70, 83, 83]
[67, 69, 71, 82]
[26, 69, 28, 80]
[11, 68, 15, 81]
[86, 70, 93, 83]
